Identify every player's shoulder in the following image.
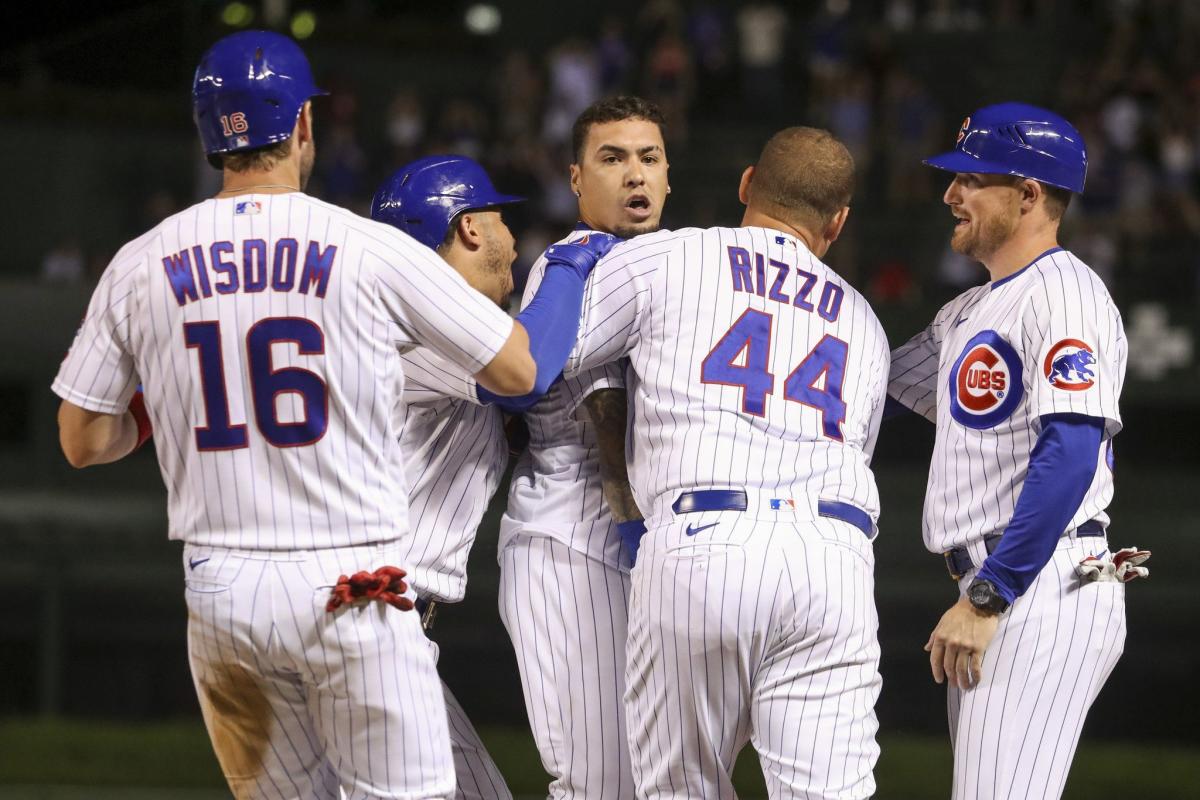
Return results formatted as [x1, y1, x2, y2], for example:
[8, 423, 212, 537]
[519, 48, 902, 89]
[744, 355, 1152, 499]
[1026, 248, 1113, 299]
[300, 194, 428, 253]
[605, 226, 703, 263]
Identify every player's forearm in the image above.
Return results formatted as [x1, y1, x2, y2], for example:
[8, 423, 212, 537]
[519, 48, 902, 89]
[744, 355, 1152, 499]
[475, 324, 536, 396]
[477, 260, 592, 408]
[58, 400, 139, 468]
[976, 413, 1104, 603]
[582, 388, 642, 523]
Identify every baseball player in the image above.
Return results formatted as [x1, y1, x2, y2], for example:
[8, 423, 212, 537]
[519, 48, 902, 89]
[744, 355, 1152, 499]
[565, 127, 889, 799]
[888, 103, 1137, 799]
[370, 154, 612, 800]
[52, 32, 606, 800]
[496, 96, 669, 799]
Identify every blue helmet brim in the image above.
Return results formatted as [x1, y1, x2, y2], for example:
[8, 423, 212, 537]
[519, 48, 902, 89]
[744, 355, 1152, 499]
[923, 149, 1082, 193]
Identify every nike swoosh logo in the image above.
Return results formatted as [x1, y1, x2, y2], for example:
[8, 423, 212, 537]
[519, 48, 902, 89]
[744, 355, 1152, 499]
[685, 522, 719, 536]
[188, 557, 210, 570]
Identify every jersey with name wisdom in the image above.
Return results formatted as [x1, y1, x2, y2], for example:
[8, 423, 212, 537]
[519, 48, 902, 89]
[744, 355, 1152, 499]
[887, 248, 1126, 555]
[395, 347, 506, 602]
[501, 228, 628, 572]
[565, 226, 890, 523]
[53, 193, 514, 550]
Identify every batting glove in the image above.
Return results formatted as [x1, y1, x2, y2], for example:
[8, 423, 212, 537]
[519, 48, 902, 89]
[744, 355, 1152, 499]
[1112, 547, 1151, 583]
[326, 566, 415, 612]
[1075, 554, 1116, 583]
[544, 233, 619, 279]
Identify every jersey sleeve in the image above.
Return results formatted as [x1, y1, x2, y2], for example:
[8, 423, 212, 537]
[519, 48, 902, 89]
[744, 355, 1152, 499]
[564, 360, 628, 421]
[51, 262, 141, 414]
[401, 347, 479, 406]
[1021, 264, 1125, 437]
[887, 297, 959, 422]
[376, 236, 514, 377]
[564, 243, 658, 376]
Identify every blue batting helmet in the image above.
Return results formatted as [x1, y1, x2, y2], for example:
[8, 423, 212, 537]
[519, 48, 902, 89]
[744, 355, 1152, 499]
[192, 31, 327, 162]
[924, 102, 1087, 194]
[370, 155, 524, 250]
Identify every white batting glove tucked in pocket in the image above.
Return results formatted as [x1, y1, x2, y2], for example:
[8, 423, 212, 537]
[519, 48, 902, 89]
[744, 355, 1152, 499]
[1075, 547, 1151, 584]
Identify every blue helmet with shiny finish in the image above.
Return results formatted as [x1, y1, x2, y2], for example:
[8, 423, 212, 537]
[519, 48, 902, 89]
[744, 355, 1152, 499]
[924, 102, 1087, 194]
[192, 30, 327, 161]
[370, 155, 525, 250]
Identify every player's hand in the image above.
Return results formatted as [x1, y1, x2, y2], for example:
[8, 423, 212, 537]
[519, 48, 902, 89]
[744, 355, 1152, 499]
[924, 596, 1000, 690]
[544, 233, 620, 279]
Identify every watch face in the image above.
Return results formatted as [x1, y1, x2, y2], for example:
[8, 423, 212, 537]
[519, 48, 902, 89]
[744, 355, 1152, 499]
[969, 580, 1005, 612]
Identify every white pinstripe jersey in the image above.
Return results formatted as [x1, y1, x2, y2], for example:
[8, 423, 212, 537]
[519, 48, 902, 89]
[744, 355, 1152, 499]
[53, 192, 514, 550]
[565, 226, 891, 524]
[888, 247, 1126, 555]
[396, 347, 506, 602]
[501, 228, 629, 572]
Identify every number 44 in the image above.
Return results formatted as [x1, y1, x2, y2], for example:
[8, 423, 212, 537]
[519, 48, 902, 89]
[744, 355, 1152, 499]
[700, 309, 848, 440]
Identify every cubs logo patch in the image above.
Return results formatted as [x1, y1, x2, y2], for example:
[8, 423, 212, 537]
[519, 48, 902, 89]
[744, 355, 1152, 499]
[1043, 338, 1096, 391]
[956, 116, 971, 144]
[948, 331, 1024, 429]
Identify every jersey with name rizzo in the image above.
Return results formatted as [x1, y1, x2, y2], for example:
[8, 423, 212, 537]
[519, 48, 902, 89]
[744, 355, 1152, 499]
[52, 193, 514, 550]
[500, 228, 628, 572]
[396, 347, 506, 602]
[565, 226, 890, 523]
[888, 248, 1125, 557]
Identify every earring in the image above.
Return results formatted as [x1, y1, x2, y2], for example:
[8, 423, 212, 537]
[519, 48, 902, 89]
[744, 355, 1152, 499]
[666, 186, 672, 194]
[575, 190, 581, 197]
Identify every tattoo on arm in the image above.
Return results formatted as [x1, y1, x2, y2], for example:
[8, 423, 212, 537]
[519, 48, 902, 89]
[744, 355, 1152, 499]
[582, 388, 642, 523]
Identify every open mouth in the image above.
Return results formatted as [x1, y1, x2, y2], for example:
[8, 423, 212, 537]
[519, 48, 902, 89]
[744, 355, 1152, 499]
[953, 213, 970, 228]
[625, 195, 652, 220]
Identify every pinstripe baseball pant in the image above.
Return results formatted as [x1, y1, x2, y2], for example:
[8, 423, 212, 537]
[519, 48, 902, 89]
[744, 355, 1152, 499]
[625, 512, 881, 800]
[498, 533, 635, 799]
[946, 535, 1126, 800]
[183, 541, 454, 800]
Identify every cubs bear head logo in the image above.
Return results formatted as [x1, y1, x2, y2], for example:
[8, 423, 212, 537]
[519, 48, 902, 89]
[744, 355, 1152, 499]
[948, 331, 1024, 429]
[1044, 339, 1097, 390]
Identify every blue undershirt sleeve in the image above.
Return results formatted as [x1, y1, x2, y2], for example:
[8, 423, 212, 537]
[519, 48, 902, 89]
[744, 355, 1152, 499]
[975, 413, 1105, 604]
[476, 265, 586, 412]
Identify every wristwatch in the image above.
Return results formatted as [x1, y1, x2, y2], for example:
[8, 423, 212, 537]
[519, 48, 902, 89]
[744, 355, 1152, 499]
[967, 578, 1010, 615]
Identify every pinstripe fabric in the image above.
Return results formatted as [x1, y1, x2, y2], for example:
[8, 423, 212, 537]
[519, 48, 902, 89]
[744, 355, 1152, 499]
[565, 227, 890, 528]
[889, 250, 1128, 799]
[888, 250, 1126, 561]
[50, 192, 523, 797]
[498, 228, 635, 799]
[52, 193, 514, 550]
[946, 537, 1126, 800]
[498, 534, 634, 800]
[443, 681, 512, 800]
[500, 228, 629, 573]
[626, 513, 881, 800]
[183, 541, 453, 799]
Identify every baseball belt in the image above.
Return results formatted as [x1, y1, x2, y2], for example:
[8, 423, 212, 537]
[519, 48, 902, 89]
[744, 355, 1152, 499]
[670, 489, 873, 538]
[414, 597, 438, 632]
[943, 519, 1106, 581]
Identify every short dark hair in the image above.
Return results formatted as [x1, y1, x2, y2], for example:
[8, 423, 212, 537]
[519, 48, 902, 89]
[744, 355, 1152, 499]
[212, 139, 292, 172]
[1041, 183, 1072, 221]
[749, 127, 855, 230]
[571, 96, 666, 164]
[438, 211, 463, 254]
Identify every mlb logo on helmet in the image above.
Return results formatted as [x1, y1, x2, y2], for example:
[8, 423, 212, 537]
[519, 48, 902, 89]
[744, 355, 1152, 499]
[948, 331, 1025, 429]
[1044, 338, 1096, 390]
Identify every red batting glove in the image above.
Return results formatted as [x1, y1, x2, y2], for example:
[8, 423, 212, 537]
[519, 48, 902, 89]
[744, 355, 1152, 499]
[129, 390, 153, 451]
[326, 566, 415, 612]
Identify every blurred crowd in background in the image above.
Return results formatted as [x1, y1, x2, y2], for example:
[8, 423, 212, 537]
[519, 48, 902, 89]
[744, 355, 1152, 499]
[32, 0, 1200, 330]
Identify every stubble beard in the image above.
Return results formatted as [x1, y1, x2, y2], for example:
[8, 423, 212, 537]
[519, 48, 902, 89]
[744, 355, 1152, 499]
[951, 207, 1019, 262]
